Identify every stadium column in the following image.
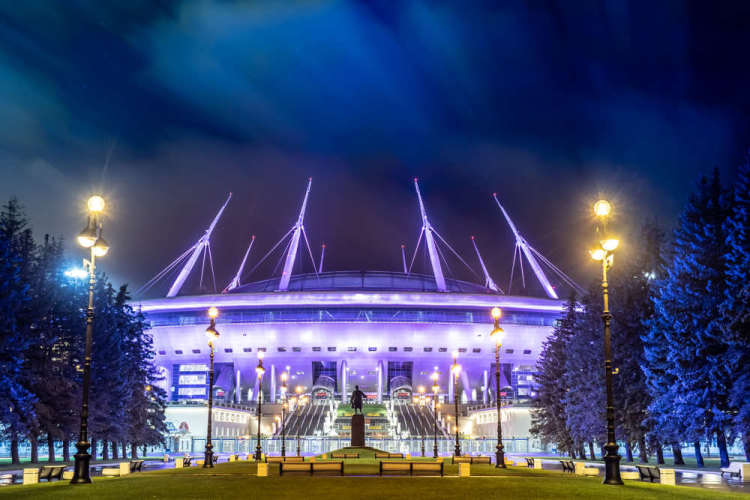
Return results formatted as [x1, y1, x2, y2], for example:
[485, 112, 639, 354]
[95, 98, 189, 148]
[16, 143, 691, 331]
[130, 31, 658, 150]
[341, 360, 348, 403]
[448, 369, 454, 404]
[270, 365, 276, 403]
[236, 370, 241, 404]
[377, 360, 384, 403]
[483, 370, 488, 404]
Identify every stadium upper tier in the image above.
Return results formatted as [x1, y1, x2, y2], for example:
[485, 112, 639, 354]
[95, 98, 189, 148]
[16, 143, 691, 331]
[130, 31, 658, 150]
[230, 271, 496, 294]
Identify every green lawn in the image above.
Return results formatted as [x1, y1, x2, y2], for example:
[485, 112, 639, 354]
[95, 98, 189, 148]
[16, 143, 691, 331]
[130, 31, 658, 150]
[0, 448, 742, 499]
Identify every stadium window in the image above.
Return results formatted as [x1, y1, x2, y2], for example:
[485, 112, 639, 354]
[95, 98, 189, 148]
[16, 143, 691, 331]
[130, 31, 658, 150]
[423, 347, 432, 352]
[278, 347, 287, 352]
[388, 347, 397, 352]
[242, 347, 252, 353]
[328, 347, 336, 352]
[472, 348, 481, 353]
[458, 348, 467, 353]
[312, 347, 321, 352]
[292, 347, 301, 352]
[174, 350, 183, 355]
[192, 349, 201, 354]
[258, 347, 267, 352]
[523, 349, 532, 355]
[158, 350, 166, 355]
[224, 348, 233, 353]
[368, 347, 377, 352]
[348, 347, 357, 352]
[403, 347, 413, 352]
[438, 347, 447, 352]
[505, 349, 514, 354]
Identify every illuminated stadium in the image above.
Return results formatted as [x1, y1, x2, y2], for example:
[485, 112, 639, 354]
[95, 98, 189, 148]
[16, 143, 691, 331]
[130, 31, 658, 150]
[135, 179, 580, 447]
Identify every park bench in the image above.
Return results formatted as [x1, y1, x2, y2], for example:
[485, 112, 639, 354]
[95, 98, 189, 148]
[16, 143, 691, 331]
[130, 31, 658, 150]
[379, 461, 444, 476]
[375, 452, 404, 459]
[130, 460, 145, 472]
[38, 465, 66, 482]
[451, 456, 491, 464]
[635, 465, 661, 482]
[266, 456, 305, 463]
[720, 462, 743, 479]
[525, 457, 534, 468]
[559, 460, 575, 473]
[279, 461, 344, 476]
[183, 456, 193, 467]
[331, 452, 360, 459]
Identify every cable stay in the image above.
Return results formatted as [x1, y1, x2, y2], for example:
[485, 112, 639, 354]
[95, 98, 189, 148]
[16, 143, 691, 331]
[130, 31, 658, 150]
[493, 193, 583, 299]
[300, 226, 319, 279]
[223, 235, 256, 293]
[471, 236, 502, 293]
[136, 193, 231, 297]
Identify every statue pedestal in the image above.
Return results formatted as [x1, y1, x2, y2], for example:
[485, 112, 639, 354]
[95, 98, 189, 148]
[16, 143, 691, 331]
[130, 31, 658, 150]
[351, 414, 365, 447]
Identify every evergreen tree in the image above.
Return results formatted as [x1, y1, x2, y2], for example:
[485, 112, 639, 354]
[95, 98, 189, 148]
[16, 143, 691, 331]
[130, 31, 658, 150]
[563, 287, 605, 455]
[646, 170, 734, 467]
[722, 151, 750, 460]
[530, 294, 576, 456]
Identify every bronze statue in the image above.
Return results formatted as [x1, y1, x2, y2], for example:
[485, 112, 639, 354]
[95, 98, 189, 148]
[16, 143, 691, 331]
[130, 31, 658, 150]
[350, 385, 366, 414]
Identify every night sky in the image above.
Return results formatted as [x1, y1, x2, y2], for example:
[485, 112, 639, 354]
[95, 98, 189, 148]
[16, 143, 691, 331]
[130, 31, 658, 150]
[0, 1, 748, 297]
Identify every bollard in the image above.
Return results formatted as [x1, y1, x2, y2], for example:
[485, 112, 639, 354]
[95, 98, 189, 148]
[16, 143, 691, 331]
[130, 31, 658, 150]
[247, 454, 253, 461]
[458, 463, 471, 477]
[175, 459, 184, 469]
[406, 453, 411, 459]
[163, 454, 170, 463]
[119, 462, 131, 476]
[23, 469, 39, 485]
[321, 453, 327, 460]
[309, 457, 315, 463]
[257, 463, 268, 477]
[742, 463, 750, 481]
[533, 459, 543, 470]
[620, 471, 640, 480]
[660, 468, 676, 486]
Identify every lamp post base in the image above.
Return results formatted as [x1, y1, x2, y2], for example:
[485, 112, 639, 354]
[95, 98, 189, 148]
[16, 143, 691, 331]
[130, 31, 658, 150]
[495, 444, 506, 468]
[203, 443, 214, 468]
[603, 443, 623, 485]
[70, 443, 92, 484]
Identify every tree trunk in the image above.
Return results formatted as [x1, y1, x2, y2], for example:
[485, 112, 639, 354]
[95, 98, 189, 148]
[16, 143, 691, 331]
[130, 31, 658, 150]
[142, 445, 147, 458]
[570, 447, 577, 459]
[588, 441, 596, 460]
[63, 440, 70, 462]
[47, 434, 55, 463]
[693, 441, 704, 467]
[30, 437, 38, 463]
[638, 435, 648, 463]
[671, 443, 684, 464]
[624, 440, 633, 462]
[91, 438, 97, 461]
[655, 442, 665, 464]
[122, 442, 127, 458]
[10, 438, 19, 465]
[131, 443, 137, 459]
[112, 441, 118, 459]
[102, 440, 109, 460]
[716, 430, 730, 468]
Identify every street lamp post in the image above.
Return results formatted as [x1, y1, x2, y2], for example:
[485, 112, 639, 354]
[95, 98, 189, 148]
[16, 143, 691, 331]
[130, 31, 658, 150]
[254, 352, 265, 461]
[490, 307, 507, 468]
[71, 195, 109, 485]
[418, 386, 426, 457]
[590, 199, 623, 485]
[203, 307, 220, 468]
[280, 372, 288, 457]
[295, 386, 304, 456]
[451, 353, 461, 457]
[431, 373, 440, 459]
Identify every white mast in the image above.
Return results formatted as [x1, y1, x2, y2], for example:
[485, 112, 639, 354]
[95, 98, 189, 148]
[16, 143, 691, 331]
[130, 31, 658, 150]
[167, 193, 232, 298]
[278, 178, 312, 291]
[224, 235, 255, 293]
[492, 193, 558, 299]
[400, 244, 407, 273]
[414, 178, 447, 292]
[471, 236, 500, 292]
[318, 243, 326, 273]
